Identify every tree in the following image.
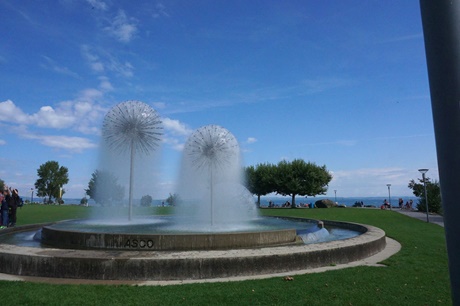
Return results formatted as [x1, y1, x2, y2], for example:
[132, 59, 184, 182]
[166, 193, 178, 206]
[35, 161, 69, 204]
[245, 163, 276, 207]
[0, 178, 4, 191]
[85, 170, 125, 206]
[274, 159, 332, 208]
[140, 195, 153, 207]
[408, 177, 442, 214]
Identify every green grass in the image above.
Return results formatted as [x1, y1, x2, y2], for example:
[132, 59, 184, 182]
[2, 205, 451, 305]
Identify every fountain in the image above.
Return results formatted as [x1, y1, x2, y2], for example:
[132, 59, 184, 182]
[101, 100, 162, 221]
[0, 102, 388, 281]
[176, 125, 258, 228]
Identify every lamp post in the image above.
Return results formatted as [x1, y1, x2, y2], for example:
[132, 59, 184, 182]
[30, 188, 34, 203]
[386, 184, 392, 210]
[334, 190, 337, 203]
[418, 169, 429, 222]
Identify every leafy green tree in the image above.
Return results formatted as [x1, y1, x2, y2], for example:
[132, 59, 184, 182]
[35, 161, 69, 204]
[0, 178, 4, 191]
[80, 197, 88, 205]
[140, 194, 153, 207]
[408, 177, 442, 214]
[274, 159, 332, 208]
[245, 163, 276, 207]
[85, 170, 125, 206]
[166, 193, 178, 206]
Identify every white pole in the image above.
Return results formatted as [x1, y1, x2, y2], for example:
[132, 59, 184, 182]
[128, 141, 134, 221]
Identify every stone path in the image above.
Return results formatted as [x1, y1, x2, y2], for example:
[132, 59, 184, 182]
[395, 209, 444, 227]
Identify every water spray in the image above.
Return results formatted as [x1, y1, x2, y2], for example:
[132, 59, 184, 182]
[102, 100, 162, 221]
[185, 125, 239, 225]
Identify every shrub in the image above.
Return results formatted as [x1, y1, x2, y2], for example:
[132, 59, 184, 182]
[140, 195, 153, 207]
[315, 199, 337, 208]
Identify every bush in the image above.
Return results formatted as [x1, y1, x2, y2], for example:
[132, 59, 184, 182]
[315, 199, 337, 208]
[140, 195, 153, 207]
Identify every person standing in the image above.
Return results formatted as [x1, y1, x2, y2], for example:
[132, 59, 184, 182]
[1, 188, 10, 228]
[0, 190, 5, 229]
[8, 188, 20, 227]
[398, 198, 404, 209]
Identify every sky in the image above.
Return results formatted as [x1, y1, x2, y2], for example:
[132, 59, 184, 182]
[0, 0, 439, 201]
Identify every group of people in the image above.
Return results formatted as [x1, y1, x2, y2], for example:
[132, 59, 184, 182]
[381, 198, 414, 210]
[0, 186, 21, 228]
[399, 198, 414, 210]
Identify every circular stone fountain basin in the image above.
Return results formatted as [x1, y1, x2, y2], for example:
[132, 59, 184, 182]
[0, 219, 386, 281]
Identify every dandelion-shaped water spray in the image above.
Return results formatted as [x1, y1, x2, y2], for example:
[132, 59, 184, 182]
[102, 101, 162, 220]
[185, 125, 239, 225]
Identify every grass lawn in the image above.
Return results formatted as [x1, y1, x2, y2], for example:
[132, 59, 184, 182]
[1, 205, 451, 305]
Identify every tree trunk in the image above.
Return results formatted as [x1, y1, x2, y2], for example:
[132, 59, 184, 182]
[291, 194, 296, 208]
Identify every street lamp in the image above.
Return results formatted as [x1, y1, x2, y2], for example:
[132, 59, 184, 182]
[334, 190, 337, 203]
[30, 188, 34, 203]
[418, 169, 429, 222]
[386, 184, 392, 210]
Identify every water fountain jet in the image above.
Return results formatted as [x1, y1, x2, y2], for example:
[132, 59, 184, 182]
[176, 125, 257, 228]
[102, 101, 162, 221]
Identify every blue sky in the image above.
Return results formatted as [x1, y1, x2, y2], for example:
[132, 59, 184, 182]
[0, 1, 438, 200]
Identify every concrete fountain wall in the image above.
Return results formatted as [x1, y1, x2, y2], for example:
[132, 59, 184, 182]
[40, 226, 298, 251]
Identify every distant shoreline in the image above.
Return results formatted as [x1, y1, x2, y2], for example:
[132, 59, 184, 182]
[23, 195, 418, 208]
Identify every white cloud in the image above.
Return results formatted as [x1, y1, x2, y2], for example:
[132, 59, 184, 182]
[0, 100, 30, 124]
[163, 137, 185, 151]
[27, 134, 97, 152]
[328, 167, 420, 197]
[332, 167, 406, 180]
[105, 10, 138, 43]
[98, 76, 113, 91]
[246, 137, 257, 144]
[81, 45, 105, 73]
[153, 3, 170, 18]
[379, 33, 423, 44]
[10, 125, 97, 152]
[302, 77, 354, 94]
[0, 139, 5, 145]
[86, 0, 108, 11]
[41, 56, 79, 78]
[0, 76, 110, 135]
[161, 117, 193, 151]
[152, 102, 166, 109]
[163, 117, 193, 136]
[32, 106, 76, 128]
[78, 88, 104, 101]
[108, 58, 134, 77]
[81, 45, 134, 77]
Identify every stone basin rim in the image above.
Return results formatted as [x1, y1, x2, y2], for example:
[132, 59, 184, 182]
[0, 219, 386, 281]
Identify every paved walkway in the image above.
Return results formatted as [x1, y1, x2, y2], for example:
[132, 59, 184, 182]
[395, 209, 444, 227]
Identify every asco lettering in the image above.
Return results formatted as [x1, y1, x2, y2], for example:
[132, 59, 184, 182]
[124, 239, 155, 249]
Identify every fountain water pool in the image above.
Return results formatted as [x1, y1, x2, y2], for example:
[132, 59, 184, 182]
[27, 216, 360, 251]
